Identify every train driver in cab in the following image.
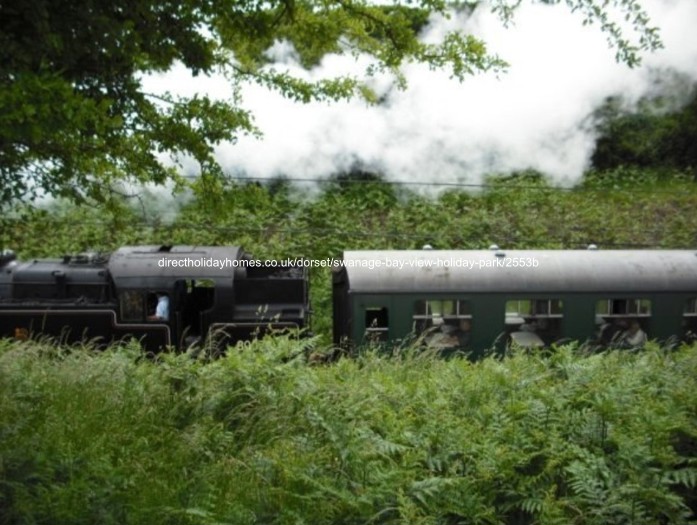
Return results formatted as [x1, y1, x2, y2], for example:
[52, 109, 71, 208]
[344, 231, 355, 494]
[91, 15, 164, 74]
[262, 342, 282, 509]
[148, 292, 170, 322]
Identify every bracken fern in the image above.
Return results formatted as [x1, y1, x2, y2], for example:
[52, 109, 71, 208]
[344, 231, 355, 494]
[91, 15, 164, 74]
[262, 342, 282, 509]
[0, 339, 695, 524]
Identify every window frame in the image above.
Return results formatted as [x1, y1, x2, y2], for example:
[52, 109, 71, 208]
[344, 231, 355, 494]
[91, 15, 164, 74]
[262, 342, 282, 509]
[364, 306, 390, 341]
[119, 290, 145, 322]
[505, 299, 564, 319]
[596, 298, 652, 318]
[413, 299, 472, 322]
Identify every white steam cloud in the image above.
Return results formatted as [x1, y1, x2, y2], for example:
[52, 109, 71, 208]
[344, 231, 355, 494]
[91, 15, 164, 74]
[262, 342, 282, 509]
[145, 0, 697, 186]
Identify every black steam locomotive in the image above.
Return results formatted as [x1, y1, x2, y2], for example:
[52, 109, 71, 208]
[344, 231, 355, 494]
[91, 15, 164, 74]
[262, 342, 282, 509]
[0, 246, 309, 352]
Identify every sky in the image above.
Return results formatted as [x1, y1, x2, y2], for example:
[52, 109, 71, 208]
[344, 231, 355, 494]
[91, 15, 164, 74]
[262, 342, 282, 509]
[144, 0, 697, 188]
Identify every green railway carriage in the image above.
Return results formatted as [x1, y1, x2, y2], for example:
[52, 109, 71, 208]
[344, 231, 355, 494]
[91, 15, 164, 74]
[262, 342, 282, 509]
[333, 248, 697, 355]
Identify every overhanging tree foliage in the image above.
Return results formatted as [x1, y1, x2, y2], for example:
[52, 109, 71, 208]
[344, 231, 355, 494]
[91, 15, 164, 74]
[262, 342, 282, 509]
[592, 85, 697, 175]
[0, 0, 662, 207]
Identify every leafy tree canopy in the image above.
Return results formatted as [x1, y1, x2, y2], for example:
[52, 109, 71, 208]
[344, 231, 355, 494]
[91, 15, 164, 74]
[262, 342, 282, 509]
[0, 0, 662, 208]
[592, 81, 697, 176]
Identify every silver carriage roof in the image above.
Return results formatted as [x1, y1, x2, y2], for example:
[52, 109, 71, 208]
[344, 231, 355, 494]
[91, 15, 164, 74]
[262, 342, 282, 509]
[108, 246, 247, 289]
[338, 249, 697, 294]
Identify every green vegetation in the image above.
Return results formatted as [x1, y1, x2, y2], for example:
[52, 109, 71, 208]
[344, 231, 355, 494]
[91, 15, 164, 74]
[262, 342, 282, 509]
[1, 338, 695, 524]
[592, 81, 697, 176]
[6, 169, 695, 259]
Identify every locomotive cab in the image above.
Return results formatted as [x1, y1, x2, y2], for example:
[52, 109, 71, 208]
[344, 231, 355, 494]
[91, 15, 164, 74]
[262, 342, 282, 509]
[108, 245, 310, 351]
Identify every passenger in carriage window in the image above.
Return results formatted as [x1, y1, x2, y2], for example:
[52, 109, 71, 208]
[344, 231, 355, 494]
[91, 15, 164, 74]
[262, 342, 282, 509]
[425, 319, 471, 350]
[455, 319, 471, 347]
[600, 318, 627, 345]
[621, 319, 647, 347]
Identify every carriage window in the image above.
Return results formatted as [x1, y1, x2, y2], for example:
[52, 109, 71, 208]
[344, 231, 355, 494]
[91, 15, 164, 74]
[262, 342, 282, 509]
[365, 307, 389, 342]
[506, 299, 563, 318]
[594, 299, 650, 347]
[120, 290, 144, 322]
[683, 298, 697, 343]
[504, 299, 563, 347]
[413, 300, 472, 349]
[596, 298, 651, 316]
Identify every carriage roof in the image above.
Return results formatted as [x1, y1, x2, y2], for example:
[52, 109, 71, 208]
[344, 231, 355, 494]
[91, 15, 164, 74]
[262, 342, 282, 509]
[337, 250, 697, 294]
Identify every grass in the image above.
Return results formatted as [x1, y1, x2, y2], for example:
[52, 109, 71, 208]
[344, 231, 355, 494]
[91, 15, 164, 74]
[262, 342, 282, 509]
[0, 337, 695, 524]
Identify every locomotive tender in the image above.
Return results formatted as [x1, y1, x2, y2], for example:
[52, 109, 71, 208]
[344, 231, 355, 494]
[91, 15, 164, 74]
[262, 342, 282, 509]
[2, 245, 697, 353]
[0, 245, 310, 351]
